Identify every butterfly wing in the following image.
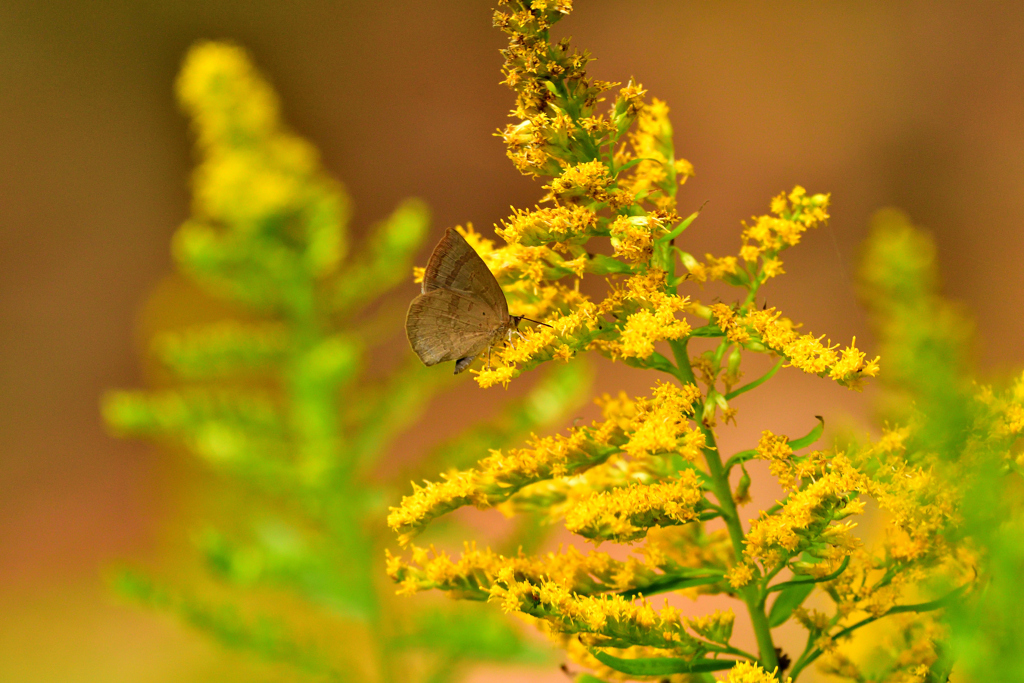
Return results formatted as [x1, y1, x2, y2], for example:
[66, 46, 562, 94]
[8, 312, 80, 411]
[405, 288, 505, 367]
[421, 228, 508, 318]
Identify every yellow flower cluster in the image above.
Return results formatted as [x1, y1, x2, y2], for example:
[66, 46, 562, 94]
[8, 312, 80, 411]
[388, 381, 711, 545]
[493, 0, 619, 178]
[740, 187, 830, 273]
[684, 254, 741, 284]
[565, 470, 704, 542]
[471, 259, 699, 385]
[705, 302, 879, 389]
[387, 418, 622, 544]
[545, 159, 613, 202]
[590, 270, 692, 361]
[643, 524, 733, 577]
[475, 296, 599, 389]
[686, 609, 735, 645]
[495, 203, 598, 248]
[609, 214, 662, 262]
[726, 563, 755, 590]
[977, 370, 1024, 439]
[619, 381, 704, 459]
[744, 308, 880, 387]
[819, 613, 948, 683]
[388, 540, 762, 658]
[389, 2, 973, 679]
[501, 399, 710, 529]
[850, 428, 960, 563]
[744, 454, 866, 567]
[176, 42, 345, 281]
[726, 661, 787, 683]
[754, 430, 828, 490]
[494, 578, 703, 651]
[386, 542, 658, 599]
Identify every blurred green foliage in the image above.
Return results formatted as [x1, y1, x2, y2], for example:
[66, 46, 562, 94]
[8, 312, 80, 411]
[103, 41, 592, 682]
[857, 209, 1024, 682]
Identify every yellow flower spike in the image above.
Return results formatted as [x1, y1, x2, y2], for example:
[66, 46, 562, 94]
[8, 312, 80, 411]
[388, 417, 628, 542]
[624, 98, 692, 206]
[565, 471, 704, 543]
[741, 187, 830, 263]
[496, 204, 599, 247]
[177, 41, 279, 149]
[744, 307, 879, 387]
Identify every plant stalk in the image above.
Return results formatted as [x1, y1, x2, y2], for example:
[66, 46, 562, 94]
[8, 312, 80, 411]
[669, 339, 778, 672]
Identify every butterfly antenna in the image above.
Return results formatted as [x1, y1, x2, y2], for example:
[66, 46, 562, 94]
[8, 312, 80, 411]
[520, 316, 553, 328]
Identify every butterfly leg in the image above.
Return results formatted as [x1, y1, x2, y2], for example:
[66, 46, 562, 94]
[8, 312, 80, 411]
[507, 327, 525, 351]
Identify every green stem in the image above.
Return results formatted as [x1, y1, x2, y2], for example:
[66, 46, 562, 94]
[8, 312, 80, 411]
[669, 338, 697, 386]
[703, 430, 778, 671]
[668, 339, 778, 671]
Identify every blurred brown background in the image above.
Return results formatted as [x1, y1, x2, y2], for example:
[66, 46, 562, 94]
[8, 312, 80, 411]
[2, 1, 1023, 681]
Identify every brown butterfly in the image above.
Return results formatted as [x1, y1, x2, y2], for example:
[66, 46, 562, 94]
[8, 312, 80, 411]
[406, 228, 548, 374]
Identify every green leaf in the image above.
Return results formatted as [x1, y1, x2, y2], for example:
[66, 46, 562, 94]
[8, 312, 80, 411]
[586, 254, 634, 275]
[591, 650, 738, 676]
[768, 580, 816, 627]
[625, 351, 675, 374]
[787, 415, 825, 451]
[618, 572, 723, 599]
[657, 209, 702, 244]
[766, 556, 851, 595]
[689, 325, 725, 338]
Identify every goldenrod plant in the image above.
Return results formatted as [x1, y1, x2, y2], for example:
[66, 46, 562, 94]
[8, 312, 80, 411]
[104, 42, 591, 681]
[386, 3, 1023, 682]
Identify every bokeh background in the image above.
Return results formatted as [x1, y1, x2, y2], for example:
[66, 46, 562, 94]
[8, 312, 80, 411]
[3, 1, 1023, 681]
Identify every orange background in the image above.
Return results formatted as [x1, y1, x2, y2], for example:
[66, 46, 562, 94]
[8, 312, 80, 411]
[2, 1, 1023, 681]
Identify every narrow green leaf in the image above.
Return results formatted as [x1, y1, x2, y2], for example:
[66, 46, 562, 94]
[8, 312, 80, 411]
[618, 572, 723, 599]
[658, 209, 702, 243]
[787, 416, 825, 451]
[592, 650, 738, 675]
[586, 254, 634, 275]
[724, 358, 783, 401]
[766, 556, 851, 595]
[689, 325, 725, 338]
[768, 580, 816, 627]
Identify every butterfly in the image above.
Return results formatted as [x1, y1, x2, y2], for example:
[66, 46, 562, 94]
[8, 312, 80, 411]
[406, 228, 548, 374]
